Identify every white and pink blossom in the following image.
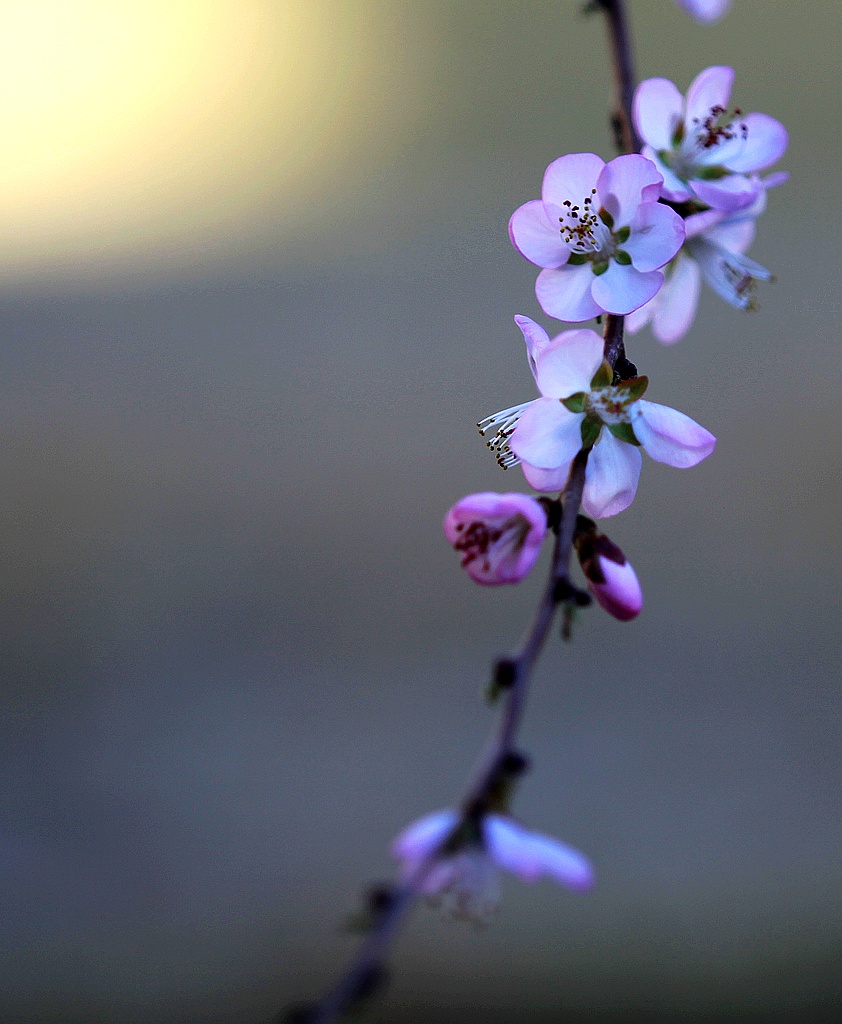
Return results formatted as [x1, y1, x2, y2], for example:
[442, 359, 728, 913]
[479, 319, 716, 518]
[509, 153, 684, 322]
[676, 0, 731, 22]
[392, 808, 594, 921]
[634, 66, 787, 212]
[443, 492, 547, 585]
[626, 173, 786, 343]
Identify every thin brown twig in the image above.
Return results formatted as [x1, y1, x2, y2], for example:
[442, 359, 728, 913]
[285, 2, 640, 1020]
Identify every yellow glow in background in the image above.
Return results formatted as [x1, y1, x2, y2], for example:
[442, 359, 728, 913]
[0, 1, 424, 279]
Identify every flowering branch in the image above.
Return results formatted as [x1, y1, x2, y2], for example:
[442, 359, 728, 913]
[283, 0, 787, 1016]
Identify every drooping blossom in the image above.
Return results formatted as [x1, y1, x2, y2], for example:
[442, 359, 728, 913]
[676, 0, 731, 22]
[575, 519, 643, 621]
[443, 492, 547, 585]
[392, 808, 594, 921]
[634, 66, 787, 212]
[478, 319, 716, 518]
[626, 173, 787, 344]
[508, 153, 684, 322]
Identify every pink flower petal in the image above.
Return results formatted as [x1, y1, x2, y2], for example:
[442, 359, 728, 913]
[392, 809, 457, 865]
[684, 65, 734, 128]
[705, 216, 755, 255]
[514, 314, 552, 382]
[520, 461, 570, 493]
[725, 112, 788, 173]
[632, 400, 716, 467]
[641, 146, 693, 202]
[591, 261, 663, 315]
[624, 202, 685, 272]
[536, 264, 602, 322]
[510, 398, 583, 471]
[651, 253, 701, 345]
[542, 152, 604, 209]
[597, 154, 664, 227]
[633, 77, 684, 151]
[691, 173, 759, 212]
[582, 431, 642, 518]
[483, 816, 595, 891]
[677, 0, 732, 22]
[533, 329, 604, 399]
[624, 300, 652, 335]
[509, 199, 570, 269]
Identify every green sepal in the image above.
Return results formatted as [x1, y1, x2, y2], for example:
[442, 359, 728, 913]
[567, 252, 589, 265]
[615, 225, 631, 244]
[614, 249, 632, 266]
[580, 415, 602, 448]
[598, 206, 614, 230]
[589, 360, 613, 391]
[616, 374, 649, 400]
[592, 260, 609, 276]
[562, 391, 587, 413]
[698, 164, 729, 181]
[657, 148, 676, 169]
[671, 122, 685, 147]
[608, 421, 640, 446]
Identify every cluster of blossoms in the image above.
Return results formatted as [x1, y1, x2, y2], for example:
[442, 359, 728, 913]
[399, 61, 785, 919]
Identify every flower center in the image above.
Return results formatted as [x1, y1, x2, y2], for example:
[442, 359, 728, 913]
[585, 385, 633, 426]
[452, 516, 530, 574]
[558, 189, 614, 257]
[691, 104, 748, 151]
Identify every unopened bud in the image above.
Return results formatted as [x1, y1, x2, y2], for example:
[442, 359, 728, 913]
[575, 528, 642, 622]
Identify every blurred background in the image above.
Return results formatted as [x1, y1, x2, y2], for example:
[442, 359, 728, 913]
[0, 1, 839, 1022]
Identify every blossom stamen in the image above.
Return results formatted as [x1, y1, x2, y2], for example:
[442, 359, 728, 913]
[478, 402, 531, 468]
[691, 104, 748, 150]
[558, 188, 612, 255]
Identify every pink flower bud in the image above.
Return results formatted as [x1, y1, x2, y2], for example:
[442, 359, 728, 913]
[443, 492, 547, 586]
[575, 523, 642, 621]
[587, 553, 643, 622]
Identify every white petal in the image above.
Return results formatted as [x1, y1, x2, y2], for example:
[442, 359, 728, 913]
[692, 173, 758, 212]
[624, 299, 653, 335]
[623, 202, 685, 272]
[642, 146, 692, 202]
[582, 432, 642, 518]
[632, 400, 716, 467]
[684, 65, 734, 129]
[484, 817, 594, 890]
[533, 329, 604, 398]
[678, 0, 732, 23]
[542, 152, 604, 208]
[725, 112, 788, 173]
[510, 398, 583, 470]
[536, 265, 602, 323]
[509, 199, 570, 269]
[591, 261, 663, 315]
[651, 253, 701, 344]
[392, 809, 458, 865]
[514, 314, 552, 382]
[520, 461, 570, 493]
[704, 216, 755, 255]
[597, 154, 664, 228]
[633, 77, 684, 151]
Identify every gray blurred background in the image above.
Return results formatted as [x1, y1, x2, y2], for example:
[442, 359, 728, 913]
[0, 2, 839, 1022]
